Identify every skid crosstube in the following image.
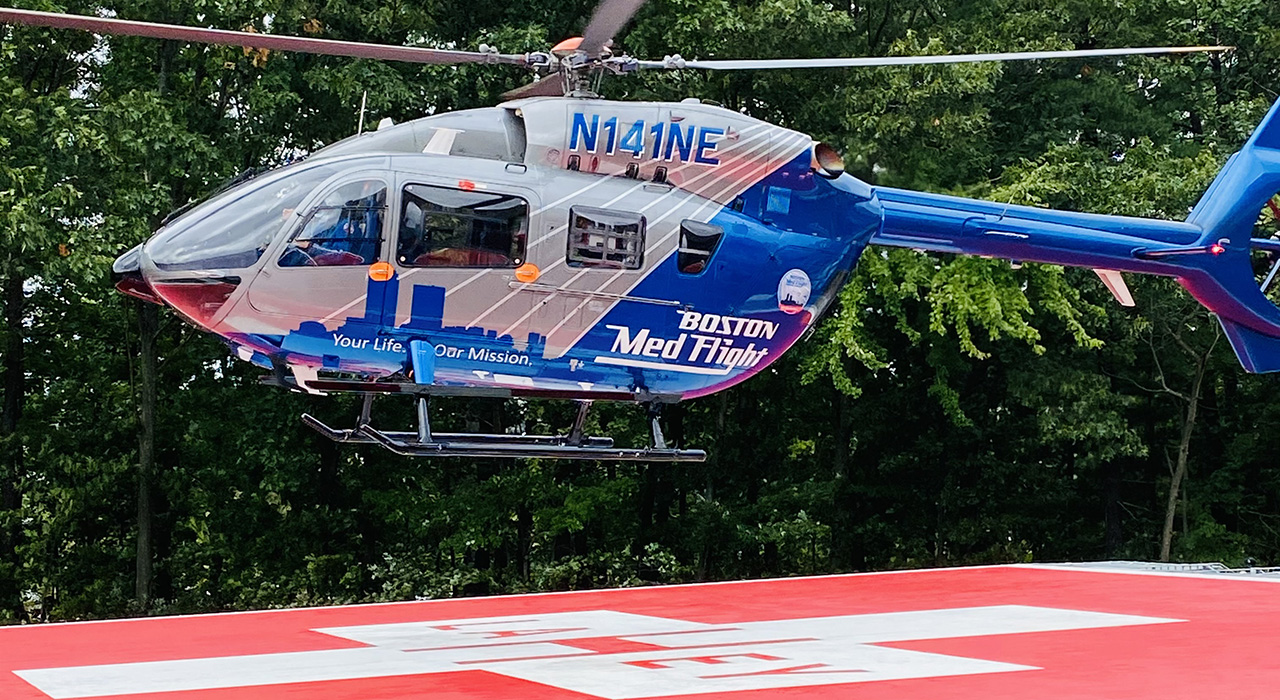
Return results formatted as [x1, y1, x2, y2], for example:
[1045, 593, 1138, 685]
[301, 413, 707, 463]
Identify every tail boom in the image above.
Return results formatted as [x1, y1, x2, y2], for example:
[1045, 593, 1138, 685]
[867, 97, 1280, 373]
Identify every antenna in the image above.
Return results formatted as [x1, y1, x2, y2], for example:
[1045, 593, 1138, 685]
[357, 90, 368, 135]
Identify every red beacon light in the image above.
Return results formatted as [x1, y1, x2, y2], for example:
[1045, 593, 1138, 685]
[1135, 238, 1234, 260]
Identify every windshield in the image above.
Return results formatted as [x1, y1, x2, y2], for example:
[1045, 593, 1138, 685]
[146, 162, 345, 271]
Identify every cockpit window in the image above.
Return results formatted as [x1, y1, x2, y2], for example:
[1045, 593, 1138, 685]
[147, 163, 343, 271]
[279, 180, 386, 267]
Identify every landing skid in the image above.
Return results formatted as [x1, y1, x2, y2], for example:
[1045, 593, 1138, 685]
[302, 397, 706, 462]
[262, 374, 656, 403]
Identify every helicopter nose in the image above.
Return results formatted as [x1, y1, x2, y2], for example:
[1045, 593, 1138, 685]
[112, 244, 163, 305]
[112, 160, 347, 327]
[112, 241, 243, 327]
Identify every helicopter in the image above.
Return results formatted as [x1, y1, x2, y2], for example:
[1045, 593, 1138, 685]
[2, 2, 1276, 463]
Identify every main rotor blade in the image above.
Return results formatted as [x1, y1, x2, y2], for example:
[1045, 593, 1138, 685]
[637, 45, 1231, 71]
[580, 0, 648, 57]
[0, 7, 529, 66]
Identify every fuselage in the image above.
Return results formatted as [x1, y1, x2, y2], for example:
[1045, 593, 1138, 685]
[116, 97, 882, 399]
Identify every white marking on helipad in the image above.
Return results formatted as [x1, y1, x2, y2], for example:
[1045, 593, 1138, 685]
[17, 605, 1179, 699]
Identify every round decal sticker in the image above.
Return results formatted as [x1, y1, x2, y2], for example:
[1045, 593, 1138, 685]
[777, 269, 811, 314]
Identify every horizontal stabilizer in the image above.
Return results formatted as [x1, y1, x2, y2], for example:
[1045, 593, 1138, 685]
[1219, 319, 1280, 373]
[1094, 269, 1136, 307]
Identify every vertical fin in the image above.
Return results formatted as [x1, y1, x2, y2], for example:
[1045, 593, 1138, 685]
[1220, 319, 1280, 373]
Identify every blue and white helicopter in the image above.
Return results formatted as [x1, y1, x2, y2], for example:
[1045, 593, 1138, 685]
[3, 2, 1275, 462]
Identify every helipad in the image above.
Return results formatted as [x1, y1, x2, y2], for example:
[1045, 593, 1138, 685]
[2, 563, 1278, 699]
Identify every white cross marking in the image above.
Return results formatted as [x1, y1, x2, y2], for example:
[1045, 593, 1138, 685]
[16, 605, 1180, 699]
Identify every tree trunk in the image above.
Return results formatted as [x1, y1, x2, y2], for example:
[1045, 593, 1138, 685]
[315, 406, 341, 509]
[516, 503, 531, 582]
[135, 301, 159, 606]
[834, 392, 850, 479]
[637, 463, 656, 547]
[1104, 458, 1123, 557]
[0, 274, 26, 621]
[1160, 361, 1206, 562]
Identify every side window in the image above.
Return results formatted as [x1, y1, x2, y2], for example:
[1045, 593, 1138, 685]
[397, 184, 527, 267]
[567, 206, 645, 269]
[279, 179, 386, 267]
[677, 220, 723, 275]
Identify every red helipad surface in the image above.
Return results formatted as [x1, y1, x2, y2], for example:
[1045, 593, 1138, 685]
[2, 564, 1278, 699]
